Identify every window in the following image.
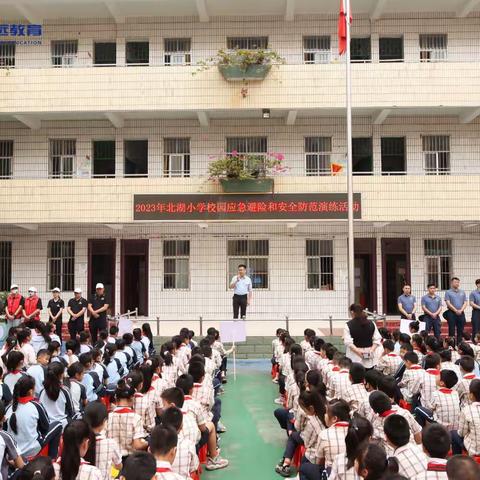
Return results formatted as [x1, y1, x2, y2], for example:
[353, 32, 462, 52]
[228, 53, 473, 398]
[303, 36, 331, 64]
[0, 241, 11, 292]
[226, 136, 267, 173]
[93, 140, 115, 177]
[305, 137, 332, 176]
[420, 34, 447, 62]
[51, 40, 78, 67]
[227, 37, 268, 50]
[352, 137, 373, 174]
[379, 37, 403, 62]
[381, 137, 405, 175]
[163, 138, 190, 177]
[350, 37, 371, 62]
[124, 140, 148, 177]
[164, 38, 191, 65]
[0, 140, 13, 178]
[126, 41, 149, 65]
[48, 241, 75, 291]
[306, 240, 334, 290]
[424, 239, 452, 291]
[422, 135, 450, 175]
[163, 240, 189, 289]
[94, 42, 116, 65]
[228, 240, 269, 289]
[49, 139, 76, 178]
[0, 42, 15, 67]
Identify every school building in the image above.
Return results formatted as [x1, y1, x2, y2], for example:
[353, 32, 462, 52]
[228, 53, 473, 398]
[0, 0, 480, 335]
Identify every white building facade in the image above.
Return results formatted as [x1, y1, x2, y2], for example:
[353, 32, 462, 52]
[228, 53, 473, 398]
[1, 0, 480, 335]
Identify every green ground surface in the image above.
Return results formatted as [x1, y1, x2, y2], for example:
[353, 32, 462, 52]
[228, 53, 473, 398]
[203, 359, 285, 480]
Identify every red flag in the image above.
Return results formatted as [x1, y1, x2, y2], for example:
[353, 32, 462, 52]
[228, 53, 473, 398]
[331, 163, 344, 175]
[338, 0, 351, 55]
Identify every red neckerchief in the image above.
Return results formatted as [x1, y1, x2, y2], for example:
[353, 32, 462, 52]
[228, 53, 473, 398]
[333, 421, 349, 427]
[426, 369, 440, 375]
[332, 366, 340, 372]
[387, 353, 398, 357]
[339, 369, 349, 374]
[410, 365, 422, 370]
[193, 383, 202, 388]
[156, 468, 172, 473]
[314, 351, 322, 356]
[184, 395, 193, 400]
[427, 461, 447, 472]
[134, 392, 143, 398]
[18, 396, 34, 404]
[379, 409, 396, 418]
[114, 407, 134, 414]
[148, 386, 155, 392]
[11, 370, 22, 375]
[439, 388, 452, 394]
[464, 374, 476, 380]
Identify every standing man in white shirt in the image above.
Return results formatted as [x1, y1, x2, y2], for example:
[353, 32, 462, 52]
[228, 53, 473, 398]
[229, 264, 252, 319]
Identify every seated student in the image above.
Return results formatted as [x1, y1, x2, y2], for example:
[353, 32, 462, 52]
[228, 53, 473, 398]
[370, 391, 421, 445]
[300, 328, 316, 354]
[413, 424, 451, 480]
[394, 342, 413, 382]
[132, 328, 148, 363]
[94, 330, 108, 353]
[305, 337, 325, 372]
[416, 370, 460, 431]
[398, 351, 423, 404]
[30, 321, 52, 356]
[104, 344, 123, 387]
[65, 362, 87, 417]
[120, 452, 156, 480]
[376, 339, 402, 376]
[48, 340, 66, 367]
[0, 367, 12, 404]
[275, 389, 326, 477]
[114, 339, 130, 375]
[62, 339, 79, 366]
[106, 379, 148, 459]
[149, 425, 184, 479]
[411, 353, 442, 410]
[174, 375, 228, 471]
[357, 369, 382, 422]
[46, 321, 62, 346]
[142, 323, 155, 357]
[188, 362, 219, 428]
[79, 352, 101, 402]
[455, 356, 477, 407]
[79, 331, 93, 354]
[5, 376, 63, 458]
[39, 362, 74, 428]
[18, 456, 55, 480]
[53, 420, 103, 480]
[412, 334, 427, 364]
[354, 442, 390, 480]
[329, 414, 373, 480]
[343, 363, 368, 412]
[123, 333, 138, 369]
[26, 349, 50, 398]
[160, 343, 179, 388]
[84, 401, 122, 480]
[0, 399, 24, 477]
[330, 356, 353, 400]
[17, 328, 36, 368]
[207, 327, 234, 381]
[126, 370, 156, 433]
[106, 326, 118, 345]
[90, 349, 108, 387]
[452, 378, 480, 456]
[159, 407, 199, 478]
[446, 455, 480, 480]
[384, 414, 427, 477]
[160, 387, 201, 446]
[304, 399, 350, 479]
[439, 350, 461, 378]
[3, 351, 26, 397]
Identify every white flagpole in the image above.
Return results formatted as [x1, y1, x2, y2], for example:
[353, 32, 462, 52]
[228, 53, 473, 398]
[345, 0, 355, 306]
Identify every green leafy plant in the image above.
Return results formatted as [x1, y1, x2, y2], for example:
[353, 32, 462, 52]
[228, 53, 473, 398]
[208, 151, 288, 180]
[195, 48, 284, 73]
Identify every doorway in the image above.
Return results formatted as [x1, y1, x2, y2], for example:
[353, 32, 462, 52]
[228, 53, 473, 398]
[354, 238, 377, 311]
[88, 239, 116, 314]
[121, 240, 149, 316]
[381, 238, 410, 315]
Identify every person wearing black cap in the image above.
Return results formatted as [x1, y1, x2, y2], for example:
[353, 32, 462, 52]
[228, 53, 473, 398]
[67, 288, 87, 339]
[88, 283, 109, 343]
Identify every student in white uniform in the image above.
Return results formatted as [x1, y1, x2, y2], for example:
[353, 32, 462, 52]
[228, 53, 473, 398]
[3, 351, 26, 397]
[120, 452, 157, 480]
[26, 349, 51, 397]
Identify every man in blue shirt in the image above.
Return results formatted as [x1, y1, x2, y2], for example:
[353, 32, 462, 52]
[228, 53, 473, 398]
[229, 264, 252, 319]
[469, 279, 480, 337]
[444, 277, 468, 342]
[421, 283, 443, 339]
[397, 285, 416, 319]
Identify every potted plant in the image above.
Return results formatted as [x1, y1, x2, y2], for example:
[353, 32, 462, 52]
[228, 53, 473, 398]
[197, 48, 284, 81]
[208, 151, 288, 193]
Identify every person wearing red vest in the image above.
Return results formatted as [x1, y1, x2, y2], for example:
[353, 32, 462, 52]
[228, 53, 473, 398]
[22, 286, 43, 322]
[5, 284, 24, 328]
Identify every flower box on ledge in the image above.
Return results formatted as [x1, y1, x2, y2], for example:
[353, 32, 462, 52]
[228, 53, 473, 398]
[218, 64, 272, 82]
[220, 178, 274, 193]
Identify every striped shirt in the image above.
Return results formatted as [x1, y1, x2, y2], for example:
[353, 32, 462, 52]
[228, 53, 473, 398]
[328, 452, 359, 480]
[317, 422, 349, 468]
[301, 415, 325, 464]
[430, 388, 460, 431]
[155, 460, 185, 480]
[413, 458, 448, 480]
[392, 443, 428, 478]
[106, 407, 146, 456]
[376, 353, 402, 376]
[93, 432, 122, 480]
[458, 401, 480, 456]
[172, 436, 199, 478]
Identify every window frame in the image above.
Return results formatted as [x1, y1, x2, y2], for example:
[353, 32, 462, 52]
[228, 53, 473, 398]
[305, 136, 332, 176]
[0, 241, 12, 292]
[93, 41, 117, 66]
[424, 239, 452, 291]
[303, 35, 331, 64]
[163, 138, 190, 177]
[422, 135, 450, 175]
[379, 36, 404, 62]
[419, 34, 448, 62]
[380, 137, 406, 175]
[162, 239, 190, 290]
[164, 38, 192, 66]
[47, 240, 75, 291]
[92, 140, 116, 178]
[125, 40, 150, 66]
[49, 139, 76, 178]
[51, 40, 78, 67]
[0, 42, 15, 68]
[305, 239, 334, 291]
[124, 139, 148, 177]
[350, 36, 371, 63]
[226, 36, 269, 50]
[227, 239, 270, 290]
[0, 140, 13, 179]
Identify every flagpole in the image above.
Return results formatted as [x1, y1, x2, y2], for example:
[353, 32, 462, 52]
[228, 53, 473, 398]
[345, 0, 355, 307]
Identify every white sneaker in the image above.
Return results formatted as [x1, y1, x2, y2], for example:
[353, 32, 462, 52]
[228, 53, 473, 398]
[274, 397, 284, 405]
[205, 455, 229, 470]
[217, 421, 227, 433]
[272, 378, 279, 384]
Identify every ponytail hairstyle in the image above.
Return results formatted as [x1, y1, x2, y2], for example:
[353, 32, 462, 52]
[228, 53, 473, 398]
[142, 323, 153, 344]
[133, 328, 142, 342]
[47, 340, 61, 357]
[345, 414, 374, 469]
[295, 370, 307, 393]
[139, 363, 154, 393]
[60, 420, 93, 480]
[19, 457, 55, 480]
[103, 344, 117, 366]
[148, 355, 163, 375]
[355, 442, 392, 480]
[10, 375, 35, 434]
[16, 328, 31, 346]
[350, 303, 369, 325]
[303, 328, 316, 346]
[126, 370, 144, 391]
[33, 320, 51, 344]
[298, 388, 327, 427]
[44, 361, 65, 401]
[114, 379, 136, 402]
[67, 361, 85, 379]
[6, 351, 24, 373]
[84, 401, 107, 465]
[289, 343, 302, 359]
[160, 342, 175, 366]
[305, 370, 327, 397]
[412, 334, 427, 354]
[283, 337, 295, 354]
[1, 336, 17, 366]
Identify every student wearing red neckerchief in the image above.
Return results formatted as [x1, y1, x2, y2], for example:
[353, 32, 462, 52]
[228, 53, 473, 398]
[456, 356, 478, 407]
[149, 425, 184, 480]
[376, 339, 402, 376]
[429, 370, 460, 431]
[120, 452, 156, 480]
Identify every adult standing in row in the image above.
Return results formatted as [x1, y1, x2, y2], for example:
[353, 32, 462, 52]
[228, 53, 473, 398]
[444, 277, 467, 343]
[47, 288, 64, 339]
[397, 284, 416, 320]
[421, 283, 443, 339]
[5, 284, 24, 329]
[469, 278, 480, 338]
[229, 264, 252, 319]
[88, 283, 109, 344]
[23, 287, 42, 325]
[67, 288, 87, 340]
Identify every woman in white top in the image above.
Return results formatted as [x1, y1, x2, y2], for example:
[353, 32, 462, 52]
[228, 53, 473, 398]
[343, 304, 382, 369]
[17, 328, 36, 368]
[54, 420, 103, 480]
